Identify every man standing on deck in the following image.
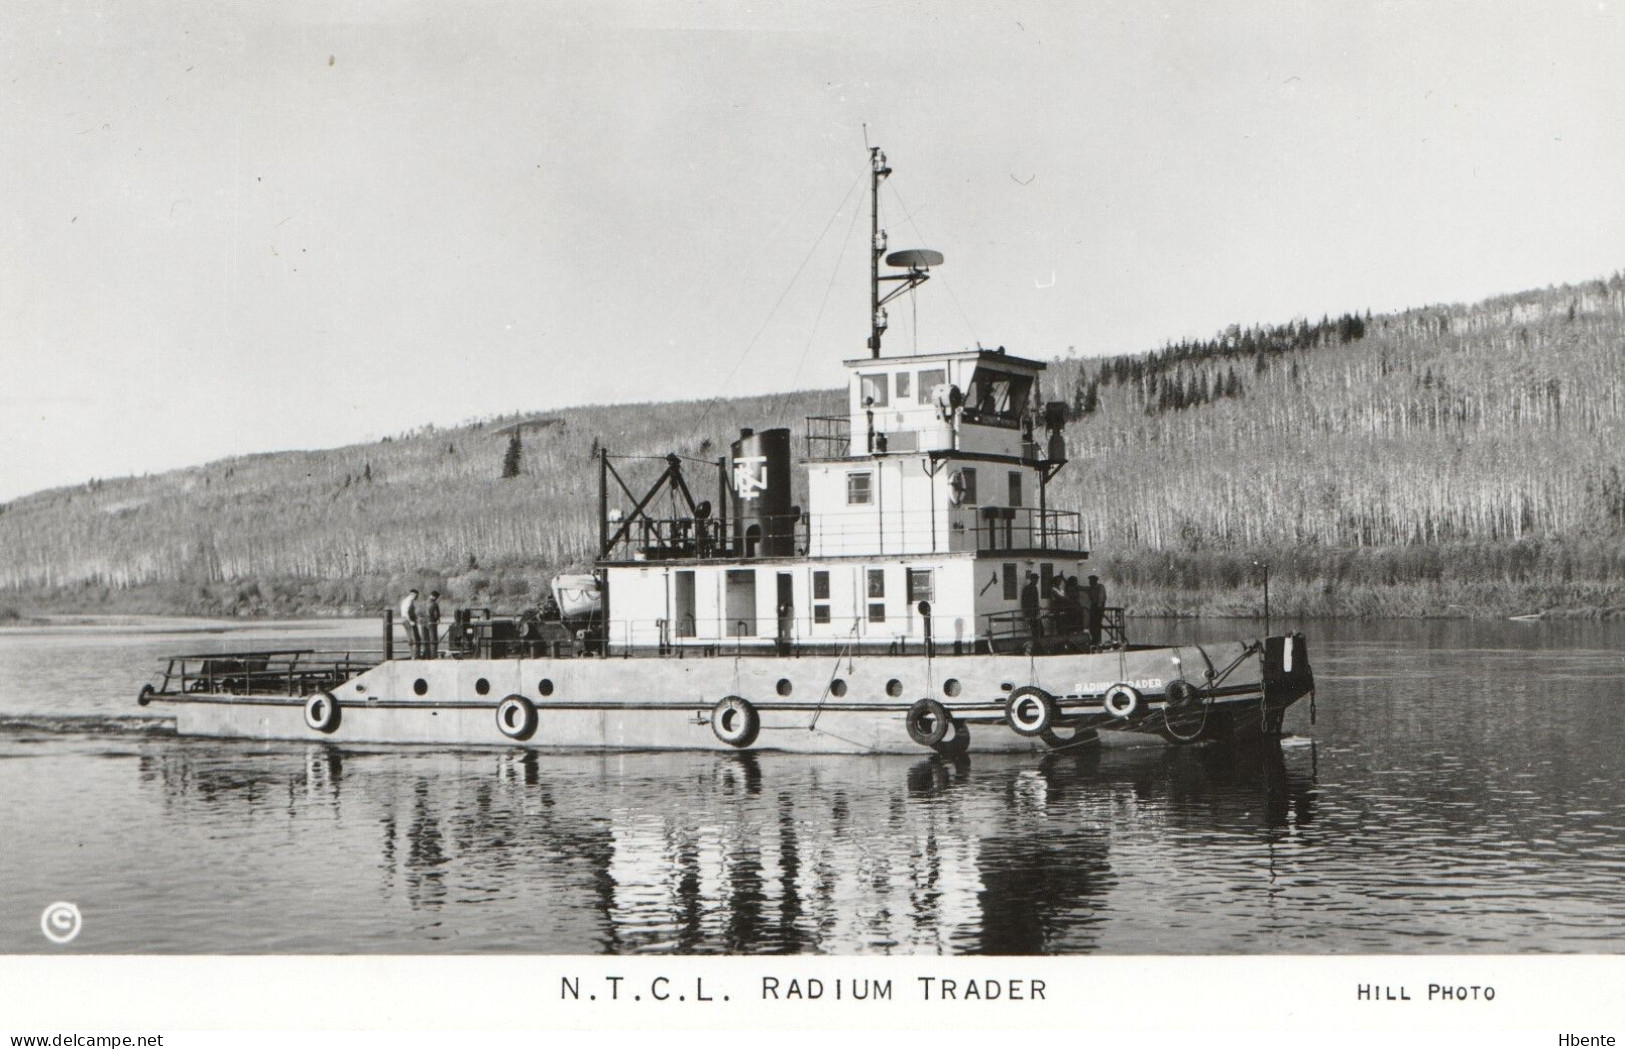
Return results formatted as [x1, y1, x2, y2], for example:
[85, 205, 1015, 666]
[1020, 571, 1043, 640]
[399, 589, 421, 659]
[1086, 574, 1107, 648]
[1064, 574, 1085, 635]
[425, 591, 442, 659]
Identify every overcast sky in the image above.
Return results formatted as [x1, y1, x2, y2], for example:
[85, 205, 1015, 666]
[3, 1, 1622, 502]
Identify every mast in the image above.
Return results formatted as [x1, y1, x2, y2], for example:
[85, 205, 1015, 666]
[866, 145, 939, 360]
[868, 146, 890, 357]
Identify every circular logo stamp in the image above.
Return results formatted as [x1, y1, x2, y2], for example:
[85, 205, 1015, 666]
[40, 902, 82, 944]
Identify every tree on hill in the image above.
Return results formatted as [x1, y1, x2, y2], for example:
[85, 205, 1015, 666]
[502, 432, 523, 479]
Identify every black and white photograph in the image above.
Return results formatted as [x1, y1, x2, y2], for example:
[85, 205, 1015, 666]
[2, 0, 1623, 1041]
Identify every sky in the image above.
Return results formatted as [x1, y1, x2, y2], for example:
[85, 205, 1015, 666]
[2, 0, 1623, 502]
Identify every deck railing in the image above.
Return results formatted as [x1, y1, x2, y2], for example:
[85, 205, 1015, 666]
[156, 649, 381, 697]
[803, 415, 851, 458]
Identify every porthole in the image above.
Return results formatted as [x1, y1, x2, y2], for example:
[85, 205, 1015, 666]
[413, 678, 428, 697]
[944, 678, 962, 697]
[886, 678, 903, 698]
[538, 679, 555, 697]
[830, 679, 848, 698]
[776, 678, 793, 697]
[1000, 681, 1014, 693]
[475, 678, 491, 696]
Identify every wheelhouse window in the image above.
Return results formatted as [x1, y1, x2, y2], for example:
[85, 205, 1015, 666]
[860, 373, 889, 408]
[964, 368, 1034, 425]
[918, 368, 946, 405]
[847, 471, 873, 505]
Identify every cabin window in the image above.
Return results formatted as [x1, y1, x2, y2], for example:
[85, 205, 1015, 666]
[907, 568, 934, 605]
[725, 569, 756, 636]
[812, 570, 830, 624]
[1008, 472, 1023, 507]
[1002, 563, 1018, 600]
[847, 471, 872, 505]
[860, 373, 889, 408]
[867, 568, 886, 622]
[896, 372, 911, 400]
[1040, 563, 1054, 595]
[959, 467, 978, 504]
[918, 368, 946, 405]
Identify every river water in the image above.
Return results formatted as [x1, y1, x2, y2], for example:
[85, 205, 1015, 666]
[1, 616, 1622, 954]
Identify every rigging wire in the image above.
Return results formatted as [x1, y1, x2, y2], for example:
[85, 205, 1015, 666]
[695, 169, 866, 435]
[887, 180, 981, 349]
[790, 179, 865, 390]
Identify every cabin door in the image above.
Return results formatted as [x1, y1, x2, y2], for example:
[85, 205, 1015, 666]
[776, 572, 794, 651]
[674, 570, 696, 638]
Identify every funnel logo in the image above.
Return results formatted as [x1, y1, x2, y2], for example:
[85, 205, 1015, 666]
[733, 455, 768, 500]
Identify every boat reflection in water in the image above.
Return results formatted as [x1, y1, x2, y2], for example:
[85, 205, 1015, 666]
[134, 740, 1316, 954]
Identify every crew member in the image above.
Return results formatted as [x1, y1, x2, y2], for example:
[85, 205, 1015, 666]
[399, 589, 421, 658]
[1064, 574, 1085, 634]
[1086, 574, 1107, 647]
[1020, 571, 1043, 639]
[1048, 574, 1070, 637]
[425, 590, 442, 659]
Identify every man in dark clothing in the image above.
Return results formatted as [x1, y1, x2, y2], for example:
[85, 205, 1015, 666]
[425, 591, 442, 658]
[1086, 574, 1107, 647]
[1020, 571, 1043, 639]
[1064, 575, 1085, 634]
[1049, 575, 1070, 637]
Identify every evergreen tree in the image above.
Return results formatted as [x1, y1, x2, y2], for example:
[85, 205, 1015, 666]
[502, 432, 523, 479]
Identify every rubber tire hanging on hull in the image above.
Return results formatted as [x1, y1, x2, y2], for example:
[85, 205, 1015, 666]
[1158, 679, 1209, 745]
[711, 696, 761, 749]
[1101, 684, 1144, 720]
[1004, 686, 1058, 737]
[304, 691, 341, 734]
[496, 694, 538, 741]
[905, 698, 952, 747]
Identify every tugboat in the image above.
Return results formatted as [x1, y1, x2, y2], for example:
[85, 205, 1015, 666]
[138, 146, 1315, 754]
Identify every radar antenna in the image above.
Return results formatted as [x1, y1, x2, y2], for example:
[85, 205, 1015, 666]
[867, 146, 943, 357]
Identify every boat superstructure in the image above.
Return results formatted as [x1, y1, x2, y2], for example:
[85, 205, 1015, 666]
[139, 146, 1315, 754]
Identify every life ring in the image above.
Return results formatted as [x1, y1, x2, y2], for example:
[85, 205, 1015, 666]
[905, 698, 952, 747]
[948, 470, 968, 506]
[1101, 684, 1144, 720]
[710, 696, 760, 749]
[496, 694, 538, 741]
[137, 684, 155, 707]
[1004, 685, 1058, 737]
[304, 691, 341, 733]
[1164, 679, 1199, 709]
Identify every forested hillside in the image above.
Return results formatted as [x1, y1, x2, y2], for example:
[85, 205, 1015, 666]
[4, 273, 1624, 618]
